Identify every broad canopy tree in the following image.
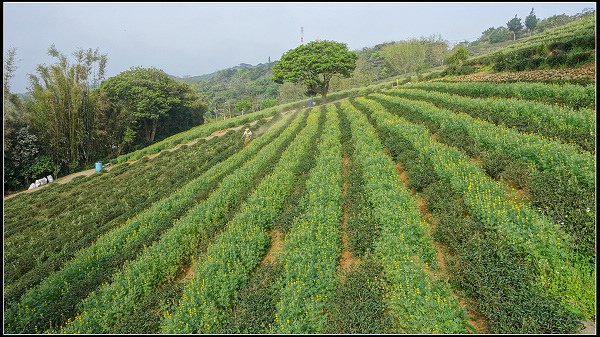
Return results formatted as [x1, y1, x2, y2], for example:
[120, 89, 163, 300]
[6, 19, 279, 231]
[100, 67, 204, 143]
[272, 40, 357, 102]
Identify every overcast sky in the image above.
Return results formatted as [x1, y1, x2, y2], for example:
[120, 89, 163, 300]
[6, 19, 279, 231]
[3, 2, 595, 93]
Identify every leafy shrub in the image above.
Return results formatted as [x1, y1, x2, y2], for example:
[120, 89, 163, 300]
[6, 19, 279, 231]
[325, 261, 392, 334]
[565, 50, 594, 67]
[499, 161, 535, 190]
[26, 155, 54, 182]
[528, 165, 596, 257]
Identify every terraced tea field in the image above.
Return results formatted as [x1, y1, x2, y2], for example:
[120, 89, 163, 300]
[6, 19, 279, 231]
[3, 81, 596, 334]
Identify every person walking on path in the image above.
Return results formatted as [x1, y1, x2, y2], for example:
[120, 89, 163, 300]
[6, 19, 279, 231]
[242, 128, 253, 148]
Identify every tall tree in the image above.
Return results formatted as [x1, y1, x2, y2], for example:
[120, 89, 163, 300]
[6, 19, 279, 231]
[272, 40, 357, 102]
[235, 98, 252, 113]
[3, 47, 50, 192]
[507, 15, 523, 41]
[100, 67, 179, 142]
[379, 39, 427, 75]
[100, 67, 205, 143]
[3, 47, 18, 101]
[27, 45, 108, 173]
[277, 82, 306, 102]
[3, 108, 44, 191]
[525, 8, 539, 36]
[536, 14, 572, 32]
[448, 45, 468, 64]
[424, 35, 449, 67]
[489, 27, 512, 43]
[479, 27, 512, 43]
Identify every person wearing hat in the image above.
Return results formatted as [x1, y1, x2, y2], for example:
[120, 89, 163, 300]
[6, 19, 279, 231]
[242, 127, 253, 148]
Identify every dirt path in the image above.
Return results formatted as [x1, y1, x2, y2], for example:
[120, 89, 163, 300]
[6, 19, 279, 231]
[579, 320, 596, 334]
[4, 113, 284, 201]
[394, 161, 490, 334]
[3, 167, 112, 200]
[339, 155, 360, 279]
[145, 117, 272, 161]
[258, 229, 284, 267]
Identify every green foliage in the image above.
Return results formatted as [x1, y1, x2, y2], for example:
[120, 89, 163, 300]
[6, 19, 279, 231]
[114, 103, 285, 164]
[490, 27, 512, 43]
[161, 109, 322, 333]
[427, 190, 582, 334]
[405, 81, 596, 110]
[354, 96, 592, 332]
[479, 26, 512, 43]
[338, 110, 377, 256]
[235, 98, 253, 112]
[536, 14, 572, 32]
[222, 114, 323, 334]
[155, 95, 206, 141]
[4, 115, 296, 334]
[371, 93, 595, 259]
[271, 105, 343, 333]
[528, 166, 596, 259]
[525, 8, 539, 34]
[507, 15, 524, 40]
[26, 45, 108, 174]
[3, 9, 597, 334]
[4, 46, 18, 99]
[3, 114, 41, 190]
[100, 67, 205, 143]
[26, 155, 54, 182]
[259, 98, 278, 110]
[59, 111, 306, 334]
[444, 46, 473, 75]
[342, 101, 468, 333]
[277, 81, 307, 102]
[224, 262, 285, 333]
[360, 95, 595, 318]
[373, 37, 449, 83]
[388, 88, 595, 152]
[325, 261, 393, 334]
[272, 40, 357, 101]
[467, 14, 596, 72]
[2, 133, 241, 312]
[191, 62, 280, 111]
[380, 39, 428, 75]
[498, 160, 535, 190]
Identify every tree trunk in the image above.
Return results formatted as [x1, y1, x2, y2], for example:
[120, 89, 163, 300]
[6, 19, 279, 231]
[143, 119, 152, 142]
[513, 32, 516, 41]
[321, 77, 330, 103]
[150, 119, 157, 142]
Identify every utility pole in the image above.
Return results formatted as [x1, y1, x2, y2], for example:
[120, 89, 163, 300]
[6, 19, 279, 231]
[301, 27, 304, 45]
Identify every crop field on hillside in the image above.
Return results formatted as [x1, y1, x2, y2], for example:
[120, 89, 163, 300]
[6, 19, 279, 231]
[3, 81, 596, 334]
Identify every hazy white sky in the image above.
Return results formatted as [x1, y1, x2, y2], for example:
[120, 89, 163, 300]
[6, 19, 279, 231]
[3, 2, 595, 93]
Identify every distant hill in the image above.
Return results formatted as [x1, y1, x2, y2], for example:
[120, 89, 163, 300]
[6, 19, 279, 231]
[171, 62, 280, 111]
[167, 8, 595, 113]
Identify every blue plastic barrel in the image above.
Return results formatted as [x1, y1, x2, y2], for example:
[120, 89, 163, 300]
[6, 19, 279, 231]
[95, 162, 103, 172]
